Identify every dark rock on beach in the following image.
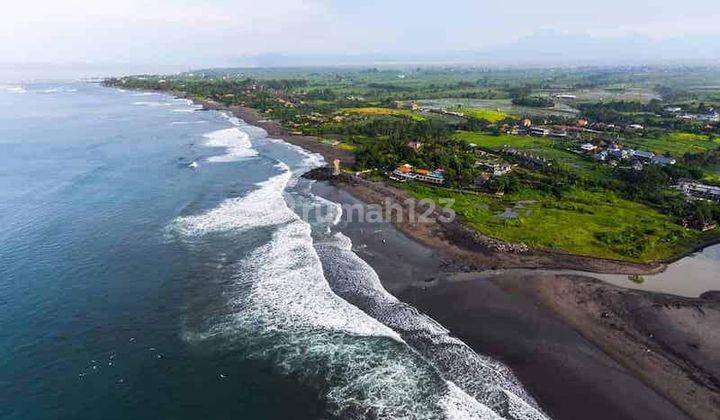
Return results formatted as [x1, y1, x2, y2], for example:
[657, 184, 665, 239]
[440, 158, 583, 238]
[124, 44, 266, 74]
[701, 291, 720, 301]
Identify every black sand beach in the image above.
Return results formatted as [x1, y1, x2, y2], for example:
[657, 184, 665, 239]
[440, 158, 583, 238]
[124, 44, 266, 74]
[312, 182, 701, 420]
[196, 95, 720, 419]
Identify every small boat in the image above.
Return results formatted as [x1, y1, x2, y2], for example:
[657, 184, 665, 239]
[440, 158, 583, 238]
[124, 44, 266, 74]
[188, 161, 198, 169]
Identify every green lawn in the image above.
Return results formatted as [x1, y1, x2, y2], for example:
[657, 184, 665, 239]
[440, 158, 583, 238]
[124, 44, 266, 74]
[342, 107, 426, 121]
[404, 184, 696, 262]
[458, 107, 509, 123]
[623, 132, 720, 157]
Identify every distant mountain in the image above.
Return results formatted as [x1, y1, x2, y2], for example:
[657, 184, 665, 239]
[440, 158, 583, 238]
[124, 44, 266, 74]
[226, 32, 720, 68]
[479, 31, 720, 66]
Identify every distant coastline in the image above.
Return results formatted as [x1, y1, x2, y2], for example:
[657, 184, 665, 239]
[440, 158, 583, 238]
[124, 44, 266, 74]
[107, 81, 720, 276]
[101, 82, 720, 419]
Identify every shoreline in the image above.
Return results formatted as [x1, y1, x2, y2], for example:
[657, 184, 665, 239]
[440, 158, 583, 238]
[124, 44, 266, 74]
[304, 168, 674, 275]
[219, 103, 720, 275]
[312, 181, 720, 420]
[139, 87, 720, 418]
[120, 83, 720, 275]
[221, 94, 720, 418]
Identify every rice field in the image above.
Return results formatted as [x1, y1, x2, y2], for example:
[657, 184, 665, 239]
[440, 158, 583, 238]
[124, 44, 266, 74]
[457, 107, 509, 123]
[416, 98, 579, 118]
[404, 184, 695, 262]
[342, 107, 426, 121]
[453, 131, 594, 171]
[623, 132, 720, 157]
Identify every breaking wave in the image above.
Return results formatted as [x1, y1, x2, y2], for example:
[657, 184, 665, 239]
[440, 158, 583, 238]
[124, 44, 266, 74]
[202, 127, 258, 162]
[132, 101, 173, 107]
[172, 161, 496, 418]
[36, 87, 78, 94]
[168, 112, 548, 419]
[315, 232, 548, 420]
[0, 84, 27, 94]
[170, 120, 209, 125]
[171, 164, 292, 236]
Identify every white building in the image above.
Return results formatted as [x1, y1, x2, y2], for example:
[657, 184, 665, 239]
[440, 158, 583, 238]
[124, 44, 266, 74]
[580, 143, 597, 152]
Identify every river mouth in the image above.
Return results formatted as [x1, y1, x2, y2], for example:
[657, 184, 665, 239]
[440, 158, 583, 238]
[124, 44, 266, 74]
[442, 244, 720, 298]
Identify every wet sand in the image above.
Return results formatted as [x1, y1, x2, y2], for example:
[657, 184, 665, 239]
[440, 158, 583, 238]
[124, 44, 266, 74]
[204, 97, 720, 418]
[313, 182, 702, 420]
[116, 87, 720, 418]
[226, 102, 720, 419]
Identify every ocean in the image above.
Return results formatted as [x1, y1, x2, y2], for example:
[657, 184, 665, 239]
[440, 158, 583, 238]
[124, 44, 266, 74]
[0, 82, 546, 419]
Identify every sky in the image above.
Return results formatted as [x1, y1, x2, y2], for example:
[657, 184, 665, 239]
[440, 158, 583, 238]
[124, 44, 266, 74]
[2, 0, 720, 68]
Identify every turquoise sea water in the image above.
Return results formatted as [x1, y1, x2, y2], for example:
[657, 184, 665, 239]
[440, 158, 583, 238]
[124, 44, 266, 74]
[0, 82, 546, 420]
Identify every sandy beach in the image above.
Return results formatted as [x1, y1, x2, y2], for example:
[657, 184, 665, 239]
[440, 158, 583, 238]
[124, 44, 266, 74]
[218, 97, 720, 419]
[313, 182, 720, 419]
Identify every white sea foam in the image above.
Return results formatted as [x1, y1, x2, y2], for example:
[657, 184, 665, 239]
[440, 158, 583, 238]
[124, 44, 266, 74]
[131, 92, 156, 97]
[132, 101, 174, 107]
[202, 127, 258, 162]
[265, 136, 325, 171]
[315, 233, 550, 420]
[218, 111, 242, 126]
[170, 115, 541, 418]
[0, 85, 26, 94]
[172, 164, 291, 236]
[174, 98, 196, 106]
[37, 87, 77, 94]
[175, 163, 498, 418]
[230, 219, 405, 338]
[170, 120, 208, 125]
[441, 382, 504, 420]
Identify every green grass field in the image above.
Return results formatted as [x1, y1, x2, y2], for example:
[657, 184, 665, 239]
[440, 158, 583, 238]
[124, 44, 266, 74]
[458, 107, 509, 123]
[404, 184, 696, 262]
[453, 131, 595, 171]
[623, 132, 720, 157]
[454, 131, 550, 149]
[342, 107, 426, 121]
[703, 170, 720, 186]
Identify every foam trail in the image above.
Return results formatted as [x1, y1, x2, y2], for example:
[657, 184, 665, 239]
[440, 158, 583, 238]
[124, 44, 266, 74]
[170, 115, 546, 418]
[170, 120, 208, 125]
[171, 164, 292, 236]
[132, 101, 173, 107]
[314, 229, 549, 420]
[0, 85, 26, 94]
[37, 87, 78, 94]
[202, 127, 258, 162]
[171, 162, 504, 418]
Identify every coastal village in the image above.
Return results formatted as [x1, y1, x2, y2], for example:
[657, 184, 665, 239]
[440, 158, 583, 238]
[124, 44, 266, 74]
[386, 111, 720, 208]
[103, 67, 720, 420]
[109, 67, 720, 262]
[14, 2, 720, 419]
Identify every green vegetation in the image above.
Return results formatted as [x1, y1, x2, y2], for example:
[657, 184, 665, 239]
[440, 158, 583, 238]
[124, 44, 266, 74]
[105, 65, 720, 263]
[342, 107, 425, 121]
[457, 107, 509, 123]
[455, 131, 550, 149]
[703, 172, 720, 186]
[404, 184, 694, 262]
[453, 131, 595, 172]
[623, 132, 720, 157]
[511, 96, 555, 108]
